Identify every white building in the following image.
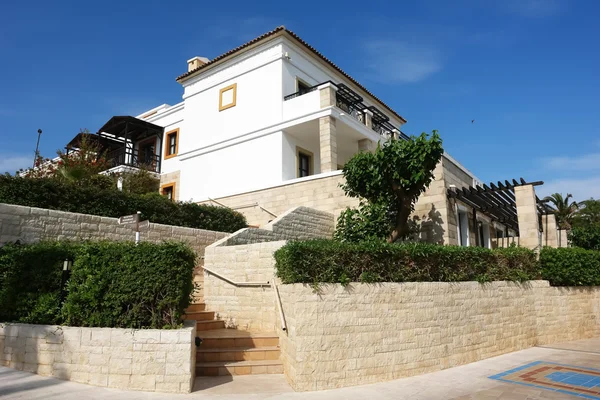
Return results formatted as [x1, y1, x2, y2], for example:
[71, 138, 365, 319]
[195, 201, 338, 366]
[138, 26, 413, 202]
[65, 26, 542, 247]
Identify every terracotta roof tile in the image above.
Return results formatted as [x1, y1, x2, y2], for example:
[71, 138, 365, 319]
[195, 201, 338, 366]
[176, 26, 406, 123]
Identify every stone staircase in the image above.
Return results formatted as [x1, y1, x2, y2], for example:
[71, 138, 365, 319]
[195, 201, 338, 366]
[184, 302, 283, 376]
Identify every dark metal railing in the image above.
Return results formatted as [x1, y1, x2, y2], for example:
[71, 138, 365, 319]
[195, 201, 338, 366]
[336, 96, 365, 124]
[108, 148, 160, 173]
[283, 80, 406, 140]
[372, 122, 394, 138]
[283, 85, 319, 101]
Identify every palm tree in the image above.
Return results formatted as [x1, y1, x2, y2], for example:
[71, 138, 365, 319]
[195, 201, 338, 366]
[543, 193, 579, 229]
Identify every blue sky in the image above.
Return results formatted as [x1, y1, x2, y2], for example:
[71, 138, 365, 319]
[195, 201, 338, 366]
[1, 0, 598, 200]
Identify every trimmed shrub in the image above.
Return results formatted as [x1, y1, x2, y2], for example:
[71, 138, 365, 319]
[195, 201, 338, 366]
[569, 226, 600, 251]
[0, 175, 246, 232]
[274, 240, 539, 285]
[63, 241, 196, 329]
[0, 241, 196, 328]
[540, 247, 600, 286]
[0, 242, 76, 324]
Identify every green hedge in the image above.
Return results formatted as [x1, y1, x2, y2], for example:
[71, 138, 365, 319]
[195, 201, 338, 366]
[274, 240, 539, 285]
[0, 242, 76, 324]
[0, 175, 246, 232]
[540, 247, 600, 286]
[569, 226, 600, 251]
[0, 241, 196, 328]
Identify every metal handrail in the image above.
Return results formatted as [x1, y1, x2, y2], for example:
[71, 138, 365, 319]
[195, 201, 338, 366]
[203, 266, 270, 287]
[272, 281, 287, 332]
[202, 266, 287, 331]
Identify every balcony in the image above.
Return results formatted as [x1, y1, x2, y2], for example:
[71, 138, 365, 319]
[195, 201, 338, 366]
[108, 147, 161, 173]
[284, 81, 407, 140]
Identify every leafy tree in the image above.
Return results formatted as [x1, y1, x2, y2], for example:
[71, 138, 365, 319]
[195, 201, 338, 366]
[543, 193, 579, 229]
[19, 131, 110, 183]
[572, 198, 600, 229]
[335, 131, 444, 243]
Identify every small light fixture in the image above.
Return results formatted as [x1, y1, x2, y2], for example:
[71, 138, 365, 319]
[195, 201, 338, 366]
[477, 221, 483, 228]
[63, 259, 73, 271]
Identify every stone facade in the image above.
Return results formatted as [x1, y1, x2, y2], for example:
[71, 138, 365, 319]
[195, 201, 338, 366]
[202, 207, 335, 332]
[201, 155, 482, 246]
[0, 322, 196, 393]
[204, 241, 285, 332]
[159, 170, 181, 201]
[201, 171, 358, 227]
[277, 281, 600, 391]
[0, 203, 228, 257]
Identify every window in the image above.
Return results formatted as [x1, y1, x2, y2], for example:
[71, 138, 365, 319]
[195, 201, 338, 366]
[219, 83, 237, 111]
[164, 129, 179, 159]
[478, 221, 491, 248]
[299, 152, 310, 177]
[496, 229, 505, 238]
[161, 183, 176, 201]
[458, 210, 469, 246]
[298, 79, 311, 95]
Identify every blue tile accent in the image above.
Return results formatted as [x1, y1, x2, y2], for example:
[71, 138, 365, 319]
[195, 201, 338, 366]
[488, 361, 600, 400]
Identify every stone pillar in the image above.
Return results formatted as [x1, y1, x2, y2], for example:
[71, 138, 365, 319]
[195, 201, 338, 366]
[541, 214, 559, 248]
[515, 185, 541, 250]
[392, 129, 400, 140]
[363, 109, 373, 129]
[358, 139, 375, 152]
[558, 229, 569, 248]
[319, 116, 337, 172]
[319, 82, 337, 108]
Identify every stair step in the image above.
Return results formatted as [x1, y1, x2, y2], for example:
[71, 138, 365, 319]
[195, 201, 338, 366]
[183, 311, 215, 321]
[186, 303, 206, 312]
[196, 320, 226, 331]
[197, 346, 280, 362]
[196, 360, 283, 376]
[198, 330, 279, 349]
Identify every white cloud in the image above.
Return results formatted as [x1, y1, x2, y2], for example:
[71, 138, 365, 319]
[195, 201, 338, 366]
[537, 177, 600, 201]
[0, 155, 33, 174]
[362, 40, 442, 84]
[504, 0, 563, 18]
[541, 153, 600, 171]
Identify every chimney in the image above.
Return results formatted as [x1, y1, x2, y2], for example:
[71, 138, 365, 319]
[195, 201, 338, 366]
[187, 56, 210, 72]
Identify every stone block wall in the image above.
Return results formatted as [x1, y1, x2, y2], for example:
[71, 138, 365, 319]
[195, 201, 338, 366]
[0, 203, 228, 257]
[204, 156, 474, 246]
[277, 281, 600, 391]
[0, 322, 196, 393]
[200, 171, 358, 227]
[202, 206, 336, 332]
[203, 241, 286, 332]
[222, 206, 335, 246]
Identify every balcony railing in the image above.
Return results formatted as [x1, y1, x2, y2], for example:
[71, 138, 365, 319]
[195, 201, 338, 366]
[283, 85, 319, 101]
[336, 97, 365, 124]
[108, 148, 160, 173]
[283, 80, 406, 140]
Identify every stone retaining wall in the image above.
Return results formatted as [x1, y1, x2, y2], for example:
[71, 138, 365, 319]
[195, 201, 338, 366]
[0, 203, 228, 256]
[0, 321, 196, 393]
[203, 206, 335, 331]
[277, 281, 600, 391]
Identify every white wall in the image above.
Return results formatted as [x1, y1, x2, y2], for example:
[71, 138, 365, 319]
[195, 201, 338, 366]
[281, 41, 405, 128]
[281, 132, 321, 181]
[180, 43, 284, 152]
[144, 104, 184, 175]
[179, 132, 283, 201]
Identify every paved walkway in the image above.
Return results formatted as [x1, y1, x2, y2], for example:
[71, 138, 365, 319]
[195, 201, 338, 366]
[1, 338, 599, 399]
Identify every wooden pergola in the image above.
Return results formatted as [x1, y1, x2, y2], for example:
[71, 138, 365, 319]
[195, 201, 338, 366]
[447, 178, 553, 244]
